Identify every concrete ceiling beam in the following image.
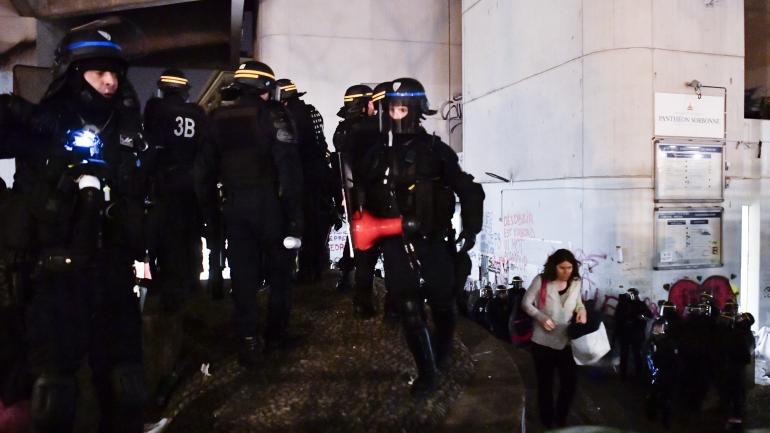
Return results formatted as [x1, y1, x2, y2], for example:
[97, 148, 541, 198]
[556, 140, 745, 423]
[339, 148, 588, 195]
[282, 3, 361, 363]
[9, 0, 201, 19]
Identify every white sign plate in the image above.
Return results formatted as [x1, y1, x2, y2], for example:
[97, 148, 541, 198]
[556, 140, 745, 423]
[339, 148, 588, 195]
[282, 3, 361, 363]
[655, 92, 725, 139]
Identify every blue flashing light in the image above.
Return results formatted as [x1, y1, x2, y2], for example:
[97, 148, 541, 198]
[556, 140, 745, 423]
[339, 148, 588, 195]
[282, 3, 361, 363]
[65, 129, 104, 161]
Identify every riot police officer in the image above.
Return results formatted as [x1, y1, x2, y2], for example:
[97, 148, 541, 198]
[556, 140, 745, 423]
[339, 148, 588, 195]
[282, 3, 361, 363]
[196, 61, 303, 368]
[275, 78, 336, 283]
[143, 69, 207, 311]
[0, 27, 148, 432]
[614, 288, 652, 379]
[331, 83, 380, 314]
[359, 78, 484, 394]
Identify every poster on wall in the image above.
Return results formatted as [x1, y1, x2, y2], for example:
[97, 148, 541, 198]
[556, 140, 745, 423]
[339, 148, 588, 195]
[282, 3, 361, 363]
[654, 207, 722, 270]
[654, 140, 724, 202]
[654, 92, 725, 139]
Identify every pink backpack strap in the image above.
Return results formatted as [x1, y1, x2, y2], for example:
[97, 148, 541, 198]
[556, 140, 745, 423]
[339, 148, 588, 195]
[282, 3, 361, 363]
[538, 277, 548, 308]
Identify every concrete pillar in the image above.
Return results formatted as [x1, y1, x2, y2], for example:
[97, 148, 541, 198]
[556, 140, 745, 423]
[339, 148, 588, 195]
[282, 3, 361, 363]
[462, 0, 749, 307]
[255, 0, 462, 150]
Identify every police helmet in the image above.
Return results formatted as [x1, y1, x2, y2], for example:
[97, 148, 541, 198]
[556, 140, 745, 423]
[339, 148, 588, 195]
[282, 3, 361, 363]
[627, 288, 639, 301]
[275, 78, 306, 101]
[233, 60, 276, 93]
[388, 77, 437, 117]
[53, 29, 126, 81]
[734, 312, 755, 329]
[157, 69, 191, 94]
[371, 81, 393, 132]
[371, 81, 391, 109]
[659, 301, 677, 320]
[336, 84, 372, 118]
[43, 28, 127, 103]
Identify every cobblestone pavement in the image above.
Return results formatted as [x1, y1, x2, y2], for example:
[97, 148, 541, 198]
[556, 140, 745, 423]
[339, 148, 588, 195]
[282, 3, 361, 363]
[162, 274, 475, 433]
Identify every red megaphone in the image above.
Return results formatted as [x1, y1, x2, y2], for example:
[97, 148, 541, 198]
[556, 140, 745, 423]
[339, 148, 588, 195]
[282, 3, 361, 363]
[351, 210, 404, 250]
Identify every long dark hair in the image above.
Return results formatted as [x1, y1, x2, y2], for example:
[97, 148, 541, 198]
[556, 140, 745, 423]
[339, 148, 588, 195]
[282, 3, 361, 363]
[542, 249, 581, 284]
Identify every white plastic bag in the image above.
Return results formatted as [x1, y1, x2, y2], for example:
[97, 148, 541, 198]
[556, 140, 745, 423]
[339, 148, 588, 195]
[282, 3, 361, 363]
[571, 322, 611, 366]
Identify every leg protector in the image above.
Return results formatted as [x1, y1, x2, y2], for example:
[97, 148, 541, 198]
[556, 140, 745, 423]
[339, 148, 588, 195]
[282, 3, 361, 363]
[432, 305, 458, 370]
[30, 374, 77, 433]
[111, 364, 146, 412]
[401, 300, 437, 395]
[101, 364, 146, 433]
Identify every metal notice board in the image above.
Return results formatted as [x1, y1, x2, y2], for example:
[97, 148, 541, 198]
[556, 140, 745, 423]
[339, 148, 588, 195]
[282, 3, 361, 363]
[653, 207, 723, 270]
[654, 139, 724, 202]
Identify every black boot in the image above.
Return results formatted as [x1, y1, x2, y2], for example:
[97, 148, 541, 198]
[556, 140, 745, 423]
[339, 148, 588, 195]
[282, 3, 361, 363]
[432, 306, 457, 370]
[208, 273, 224, 300]
[353, 287, 376, 319]
[238, 336, 260, 369]
[383, 290, 400, 322]
[336, 268, 353, 292]
[404, 327, 437, 396]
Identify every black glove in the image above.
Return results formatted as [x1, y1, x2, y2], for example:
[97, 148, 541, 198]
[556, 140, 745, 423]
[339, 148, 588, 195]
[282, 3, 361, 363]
[287, 220, 302, 238]
[455, 230, 476, 254]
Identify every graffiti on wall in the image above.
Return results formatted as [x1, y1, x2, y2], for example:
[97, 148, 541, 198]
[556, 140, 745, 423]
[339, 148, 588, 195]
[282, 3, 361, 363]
[574, 249, 608, 300]
[502, 211, 535, 273]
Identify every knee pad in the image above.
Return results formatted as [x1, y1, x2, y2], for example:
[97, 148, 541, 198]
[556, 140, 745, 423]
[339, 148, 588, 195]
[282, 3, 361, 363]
[111, 364, 147, 411]
[30, 374, 77, 430]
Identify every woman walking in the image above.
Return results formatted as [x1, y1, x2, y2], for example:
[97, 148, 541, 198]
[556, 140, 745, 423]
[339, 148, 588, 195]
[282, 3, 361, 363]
[523, 249, 587, 428]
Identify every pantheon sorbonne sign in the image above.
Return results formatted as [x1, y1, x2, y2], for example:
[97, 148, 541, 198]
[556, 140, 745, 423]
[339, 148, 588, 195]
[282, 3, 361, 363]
[654, 92, 725, 139]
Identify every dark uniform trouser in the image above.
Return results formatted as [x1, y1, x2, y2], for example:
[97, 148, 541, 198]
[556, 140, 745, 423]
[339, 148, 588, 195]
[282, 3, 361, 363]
[379, 235, 456, 369]
[149, 192, 202, 311]
[353, 245, 379, 301]
[26, 250, 145, 433]
[224, 189, 295, 339]
[298, 182, 324, 281]
[618, 326, 644, 378]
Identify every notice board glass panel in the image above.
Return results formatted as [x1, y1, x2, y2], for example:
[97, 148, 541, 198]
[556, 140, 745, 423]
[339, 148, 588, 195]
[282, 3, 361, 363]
[654, 140, 724, 202]
[654, 207, 723, 270]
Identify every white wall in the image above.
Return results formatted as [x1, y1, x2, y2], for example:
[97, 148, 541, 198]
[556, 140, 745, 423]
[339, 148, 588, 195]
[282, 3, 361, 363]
[256, 0, 462, 151]
[463, 0, 753, 314]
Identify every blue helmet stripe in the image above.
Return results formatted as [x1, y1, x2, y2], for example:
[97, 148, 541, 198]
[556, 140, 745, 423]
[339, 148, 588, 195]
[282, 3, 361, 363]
[386, 91, 426, 97]
[67, 41, 123, 52]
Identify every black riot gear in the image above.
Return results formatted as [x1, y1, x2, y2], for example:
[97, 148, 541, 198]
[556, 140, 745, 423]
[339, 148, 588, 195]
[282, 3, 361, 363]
[157, 68, 191, 99]
[387, 77, 437, 134]
[275, 78, 306, 101]
[371, 81, 392, 133]
[279, 82, 333, 283]
[195, 67, 304, 365]
[144, 71, 208, 312]
[336, 84, 372, 119]
[4, 26, 148, 433]
[359, 80, 484, 394]
[615, 287, 653, 379]
[233, 60, 276, 94]
[331, 83, 384, 312]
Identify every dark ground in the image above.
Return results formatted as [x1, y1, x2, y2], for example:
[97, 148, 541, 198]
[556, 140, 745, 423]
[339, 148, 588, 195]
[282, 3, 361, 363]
[149, 272, 476, 433]
[62, 271, 770, 433]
